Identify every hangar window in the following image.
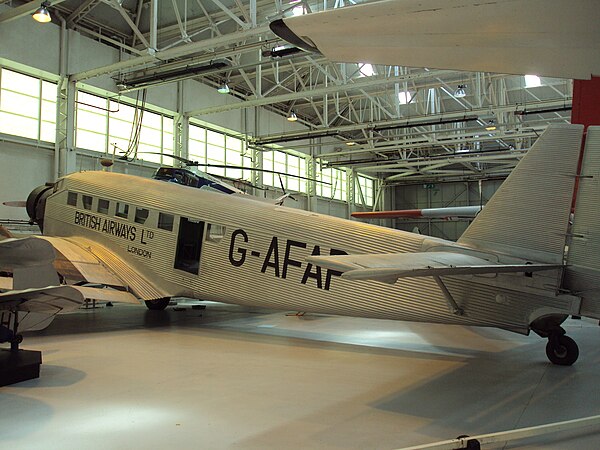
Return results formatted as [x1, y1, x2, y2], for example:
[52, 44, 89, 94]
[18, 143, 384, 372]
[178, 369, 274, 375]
[355, 175, 374, 207]
[0, 67, 57, 143]
[82, 195, 93, 210]
[317, 163, 347, 202]
[206, 224, 225, 243]
[158, 213, 174, 231]
[115, 202, 129, 219]
[67, 192, 77, 206]
[189, 123, 252, 182]
[135, 207, 149, 224]
[97, 199, 109, 214]
[262, 149, 307, 192]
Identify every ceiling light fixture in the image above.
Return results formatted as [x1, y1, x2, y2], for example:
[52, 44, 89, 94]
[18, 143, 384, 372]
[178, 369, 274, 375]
[454, 84, 467, 98]
[32, 1, 51, 23]
[287, 110, 298, 122]
[217, 82, 230, 94]
[485, 120, 497, 131]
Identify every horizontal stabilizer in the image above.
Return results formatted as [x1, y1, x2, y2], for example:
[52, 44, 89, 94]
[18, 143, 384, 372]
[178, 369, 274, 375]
[307, 252, 561, 284]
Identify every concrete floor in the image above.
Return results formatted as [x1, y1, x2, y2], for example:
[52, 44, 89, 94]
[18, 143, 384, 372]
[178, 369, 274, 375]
[2, 301, 600, 450]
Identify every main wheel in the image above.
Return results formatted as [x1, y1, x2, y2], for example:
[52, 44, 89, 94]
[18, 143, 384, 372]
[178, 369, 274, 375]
[144, 297, 170, 311]
[546, 335, 579, 366]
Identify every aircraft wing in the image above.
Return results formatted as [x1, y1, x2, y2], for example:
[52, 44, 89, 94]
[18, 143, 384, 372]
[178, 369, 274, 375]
[0, 285, 85, 313]
[307, 252, 561, 284]
[38, 236, 170, 302]
[270, 0, 600, 80]
[0, 236, 169, 303]
[352, 206, 482, 220]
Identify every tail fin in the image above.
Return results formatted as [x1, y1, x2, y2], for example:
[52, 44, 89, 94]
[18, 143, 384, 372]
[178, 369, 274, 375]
[565, 126, 600, 317]
[458, 124, 584, 263]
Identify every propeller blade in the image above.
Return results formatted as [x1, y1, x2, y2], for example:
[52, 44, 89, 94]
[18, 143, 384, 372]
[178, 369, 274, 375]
[3, 201, 26, 207]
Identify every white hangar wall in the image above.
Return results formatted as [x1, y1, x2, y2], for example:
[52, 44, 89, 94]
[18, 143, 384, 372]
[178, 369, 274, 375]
[393, 179, 504, 241]
[0, 6, 370, 222]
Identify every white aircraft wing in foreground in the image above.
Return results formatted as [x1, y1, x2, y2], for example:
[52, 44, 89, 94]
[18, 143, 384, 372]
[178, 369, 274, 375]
[270, 0, 600, 80]
[0, 236, 146, 347]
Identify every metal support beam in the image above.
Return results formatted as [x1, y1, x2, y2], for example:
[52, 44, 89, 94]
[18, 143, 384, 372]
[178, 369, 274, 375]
[188, 70, 457, 116]
[71, 25, 270, 82]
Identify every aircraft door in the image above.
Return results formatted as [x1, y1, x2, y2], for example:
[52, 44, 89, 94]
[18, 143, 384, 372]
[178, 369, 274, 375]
[174, 217, 205, 275]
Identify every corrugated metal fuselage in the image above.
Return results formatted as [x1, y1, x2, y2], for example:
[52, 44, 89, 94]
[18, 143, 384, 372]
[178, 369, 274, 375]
[42, 172, 581, 334]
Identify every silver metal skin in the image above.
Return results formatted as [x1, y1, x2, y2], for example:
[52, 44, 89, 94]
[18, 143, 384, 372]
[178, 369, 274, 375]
[33, 125, 598, 339]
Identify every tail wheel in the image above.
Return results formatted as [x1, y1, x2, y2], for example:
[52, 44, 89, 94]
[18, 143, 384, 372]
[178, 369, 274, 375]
[546, 335, 579, 366]
[144, 297, 170, 310]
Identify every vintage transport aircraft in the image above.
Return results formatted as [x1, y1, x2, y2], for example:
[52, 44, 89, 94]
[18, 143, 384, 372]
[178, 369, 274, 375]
[2, 0, 600, 366]
[1, 123, 600, 366]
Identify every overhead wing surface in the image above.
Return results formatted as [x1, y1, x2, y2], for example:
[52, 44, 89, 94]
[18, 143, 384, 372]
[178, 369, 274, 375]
[307, 252, 561, 284]
[271, 0, 600, 80]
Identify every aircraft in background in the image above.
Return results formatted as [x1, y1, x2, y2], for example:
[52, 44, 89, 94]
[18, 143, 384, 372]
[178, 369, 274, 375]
[1, 124, 599, 366]
[269, 0, 600, 80]
[352, 205, 483, 221]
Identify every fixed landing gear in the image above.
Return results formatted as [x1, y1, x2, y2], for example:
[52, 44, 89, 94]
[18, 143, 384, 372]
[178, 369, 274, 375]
[144, 297, 170, 311]
[546, 334, 579, 366]
[531, 315, 579, 366]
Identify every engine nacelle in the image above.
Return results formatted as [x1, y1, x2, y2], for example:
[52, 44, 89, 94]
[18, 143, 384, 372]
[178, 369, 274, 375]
[26, 184, 54, 232]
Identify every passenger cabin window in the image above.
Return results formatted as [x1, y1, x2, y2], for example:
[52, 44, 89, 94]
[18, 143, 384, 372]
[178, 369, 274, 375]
[158, 213, 174, 231]
[82, 195, 93, 210]
[97, 199, 109, 214]
[206, 224, 226, 243]
[115, 202, 129, 219]
[67, 192, 77, 206]
[135, 207, 149, 224]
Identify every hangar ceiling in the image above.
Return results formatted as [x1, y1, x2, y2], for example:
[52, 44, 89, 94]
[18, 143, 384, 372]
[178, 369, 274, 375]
[1, 0, 573, 184]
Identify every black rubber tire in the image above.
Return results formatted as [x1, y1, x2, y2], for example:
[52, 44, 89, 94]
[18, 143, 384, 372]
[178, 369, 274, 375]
[546, 335, 579, 366]
[144, 297, 170, 311]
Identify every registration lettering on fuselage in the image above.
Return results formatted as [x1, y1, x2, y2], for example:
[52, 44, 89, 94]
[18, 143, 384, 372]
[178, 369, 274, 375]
[228, 228, 346, 291]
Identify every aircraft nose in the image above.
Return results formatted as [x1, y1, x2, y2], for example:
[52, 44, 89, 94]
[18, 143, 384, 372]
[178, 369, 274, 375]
[26, 183, 54, 231]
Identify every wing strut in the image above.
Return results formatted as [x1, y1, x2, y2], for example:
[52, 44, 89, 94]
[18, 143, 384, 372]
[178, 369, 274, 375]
[433, 276, 464, 316]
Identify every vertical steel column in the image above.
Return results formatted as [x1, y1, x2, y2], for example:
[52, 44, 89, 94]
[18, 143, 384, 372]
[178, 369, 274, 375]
[149, 0, 158, 54]
[55, 17, 76, 179]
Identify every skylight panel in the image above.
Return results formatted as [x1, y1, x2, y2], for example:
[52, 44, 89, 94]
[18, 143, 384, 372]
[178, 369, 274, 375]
[398, 91, 414, 105]
[359, 63, 375, 77]
[524, 75, 542, 88]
